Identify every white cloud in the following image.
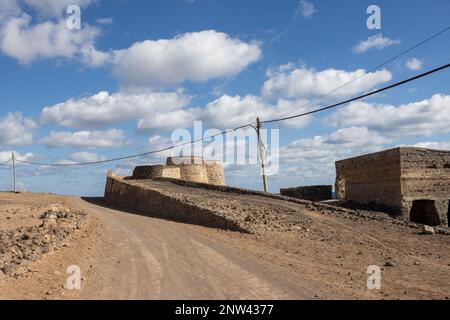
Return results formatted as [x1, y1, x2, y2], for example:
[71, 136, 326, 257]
[40, 90, 193, 131]
[148, 135, 171, 146]
[295, 1, 317, 18]
[278, 127, 388, 183]
[68, 151, 106, 163]
[0, 14, 101, 65]
[353, 34, 400, 54]
[137, 108, 201, 132]
[1, 3, 260, 84]
[323, 94, 450, 138]
[406, 58, 423, 70]
[0, 150, 33, 163]
[204, 95, 313, 129]
[0, 0, 21, 23]
[412, 141, 450, 151]
[40, 129, 125, 148]
[111, 30, 261, 87]
[262, 65, 392, 100]
[0, 112, 36, 146]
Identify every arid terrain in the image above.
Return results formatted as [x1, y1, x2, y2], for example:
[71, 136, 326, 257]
[0, 189, 449, 300]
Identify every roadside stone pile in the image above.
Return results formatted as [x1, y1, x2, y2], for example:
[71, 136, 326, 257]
[0, 205, 86, 277]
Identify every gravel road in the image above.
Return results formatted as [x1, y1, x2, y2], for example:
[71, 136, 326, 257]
[70, 198, 314, 299]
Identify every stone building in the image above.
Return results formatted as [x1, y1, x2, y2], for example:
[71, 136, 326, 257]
[335, 147, 450, 227]
[132, 156, 226, 186]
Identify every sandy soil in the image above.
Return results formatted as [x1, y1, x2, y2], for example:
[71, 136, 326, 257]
[0, 191, 449, 300]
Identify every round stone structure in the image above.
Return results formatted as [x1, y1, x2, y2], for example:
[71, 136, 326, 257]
[132, 157, 226, 186]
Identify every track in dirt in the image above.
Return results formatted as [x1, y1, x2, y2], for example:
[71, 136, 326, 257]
[72, 198, 314, 300]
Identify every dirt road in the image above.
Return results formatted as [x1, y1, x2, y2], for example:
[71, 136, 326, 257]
[1, 192, 448, 300]
[69, 198, 315, 299]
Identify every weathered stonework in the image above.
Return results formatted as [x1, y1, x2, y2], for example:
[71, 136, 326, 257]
[131, 157, 226, 186]
[104, 171, 245, 232]
[280, 185, 332, 201]
[132, 165, 181, 180]
[336, 147, 450, 226]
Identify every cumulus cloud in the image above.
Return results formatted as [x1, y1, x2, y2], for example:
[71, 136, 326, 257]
[277, 127, 389, 184]
[323, 94, 450, 138]
[282, 127, 388, 164]
[0, 112, 36, 146]
[0, 0, 21, 23]
[68, 151, 106, 163]
[40, 129, 125, 148]
[0, 13, 101, 65]
[406, 58, 423, 70]
[40, 90, 194, 131]
[412, 141, 450, 150]
[276, 94, 450, 185]
[111, 30, 261, 87]
[0, 150, 33, 163]
[353, 34, 400, 54]
[1, 2, 260, 84]
[262, 65, 392, 100]
[204, 94, 313, 129]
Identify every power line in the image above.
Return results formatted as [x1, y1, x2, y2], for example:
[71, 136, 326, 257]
[13, 26, 450, 169]
[14, 123, 254, 167]
[14, 63, 450, 167]
[0, 158, 11, 167]
[273, 25, 450, 120]
[262, 63, 450, 124]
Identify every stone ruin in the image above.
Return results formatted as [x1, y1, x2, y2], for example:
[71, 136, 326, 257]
[280, 185, 332, 202]
[131, 156, 226, 186]
[335, 147, 450, 227]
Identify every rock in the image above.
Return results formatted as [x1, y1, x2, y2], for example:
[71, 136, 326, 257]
[0, 207, 85, 278]
[384, 261, 395, 267]
[41, 210, 58, 220]
[422, 225, 435, 235]
[2, 264, 19, 276]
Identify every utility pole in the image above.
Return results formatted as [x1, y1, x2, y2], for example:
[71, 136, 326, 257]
[256, 117, 269, 193]
[12, 152, 16, 193]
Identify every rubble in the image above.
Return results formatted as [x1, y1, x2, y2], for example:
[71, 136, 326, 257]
[0, 206, 86, 277]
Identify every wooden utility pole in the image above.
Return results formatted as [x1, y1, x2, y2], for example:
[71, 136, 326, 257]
[12, 152, 16, 193]
[256, 117, 269, 193]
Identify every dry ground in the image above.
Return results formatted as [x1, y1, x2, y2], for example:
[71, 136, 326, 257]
[0, 191, 449, 300]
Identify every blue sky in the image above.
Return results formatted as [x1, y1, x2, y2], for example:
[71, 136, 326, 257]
[0, 0, 449, 196]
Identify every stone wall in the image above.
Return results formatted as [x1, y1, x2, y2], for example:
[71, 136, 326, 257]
[280, 185, 332, 201]
[131, 157, 226, 186]
[166, 156, 204, 165]
[336, 147, 450, 226]
[104, 171, 245, 232]
[132, 165, 181, 180]
[335, 148, 403, 211]
[204, 160, 226, 186]
[399, 148, 450, 226]
[179, 164, 209, 184]
[400, 148, 450, 199]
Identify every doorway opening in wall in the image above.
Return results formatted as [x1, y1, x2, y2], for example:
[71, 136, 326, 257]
[410, 200, 440, 226]
[447, 201, 449, 227]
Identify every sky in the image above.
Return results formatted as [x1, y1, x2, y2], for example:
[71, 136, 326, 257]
[0, 0, 449, 196]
